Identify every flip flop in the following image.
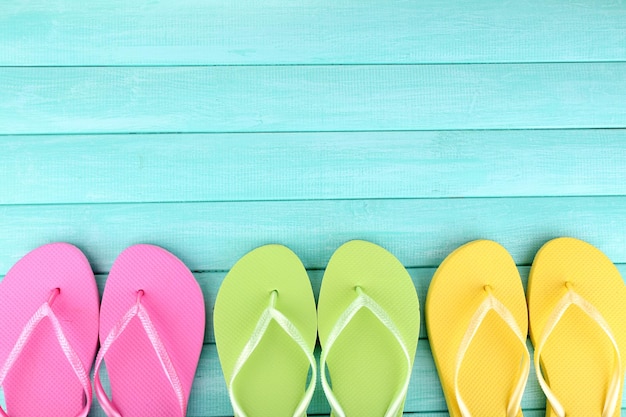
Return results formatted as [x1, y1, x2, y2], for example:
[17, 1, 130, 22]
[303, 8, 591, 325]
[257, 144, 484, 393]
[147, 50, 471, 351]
[214, 245, 317, 417]
[528, 237, 626, 417]
[94, 244, 205, 417]
[0, 243, 99, 417]
[317, 240, 420, 417]
[426, 240, 529, 417]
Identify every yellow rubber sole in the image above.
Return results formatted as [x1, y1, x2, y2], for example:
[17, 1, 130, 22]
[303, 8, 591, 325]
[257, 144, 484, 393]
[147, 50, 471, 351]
[427, 240, 528, 417]
[529, 237, 626, 417]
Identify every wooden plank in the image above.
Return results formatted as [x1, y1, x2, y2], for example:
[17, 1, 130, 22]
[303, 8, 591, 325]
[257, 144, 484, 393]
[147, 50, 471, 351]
[87, 340, 616, 416]
[92, 268, 432, 344]
[1, 197, 626, 275]
[1, 0, 625, 66]
[87, 342, 471, 416]
[91, 265, 626, 344]
[3, 130, 626, 204]
[2, 64, 625, 135]
[4, 261, 626, 347]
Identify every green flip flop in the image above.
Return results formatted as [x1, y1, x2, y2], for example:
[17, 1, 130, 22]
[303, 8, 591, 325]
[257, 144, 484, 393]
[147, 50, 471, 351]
[317, 240, 420, 417]
[214, 245, 318, 417]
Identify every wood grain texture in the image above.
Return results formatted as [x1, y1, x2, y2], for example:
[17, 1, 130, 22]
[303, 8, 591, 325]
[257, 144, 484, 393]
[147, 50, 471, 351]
[3, 258, 625, 349]
[85, 340, 624, 416]
[1, 0, 625, 66]
[87, 342, 543, 416]
[1, 197, 626, 274]
[2, 130, 626, 204]
[2, 64, 626, 134]
[90, 264, 626, 344]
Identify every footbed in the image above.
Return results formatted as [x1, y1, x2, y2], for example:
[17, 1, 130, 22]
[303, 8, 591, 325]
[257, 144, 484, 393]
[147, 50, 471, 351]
[214, 244, 317, 417]
[0, 243, 99, 417]
[98, 244, 205, 417]
[528, 237, 626, 417]
[427, 240, 528, 417]
[317, 240, 420, 417]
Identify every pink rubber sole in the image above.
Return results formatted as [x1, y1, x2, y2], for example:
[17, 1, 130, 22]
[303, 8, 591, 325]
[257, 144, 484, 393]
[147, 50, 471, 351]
[0, 243, 99, 417]
[98, 244, 205, 416]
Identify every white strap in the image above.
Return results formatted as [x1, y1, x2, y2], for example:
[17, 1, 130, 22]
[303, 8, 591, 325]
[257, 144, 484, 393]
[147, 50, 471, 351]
[454, 285, 530, 417]
[94, 290, 186, 417]
[0, 288, 92, 417]
[228, 290, 317, 417]
[320, 286, 413, 417]
[534, 282, 622, 417]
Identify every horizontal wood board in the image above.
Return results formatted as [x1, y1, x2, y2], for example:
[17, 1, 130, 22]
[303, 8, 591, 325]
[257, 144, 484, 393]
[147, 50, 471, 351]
[1, 0, 625, 66]
[2, 64, 626, 135]
[0, 131, 625, 204]
[1, 197, 626, 274]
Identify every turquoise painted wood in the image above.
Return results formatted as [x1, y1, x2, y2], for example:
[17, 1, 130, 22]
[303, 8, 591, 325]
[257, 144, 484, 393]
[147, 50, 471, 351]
[87, 338, 626, 416]
[87, 341, 546, 416]
[1, 63, 626, 134]
[2, 0, 626, 415]
[1, 130, 626, 204]
[1, 197, 626, 274]
[1, 0, 625, 66]
[79, 264, 625, 344]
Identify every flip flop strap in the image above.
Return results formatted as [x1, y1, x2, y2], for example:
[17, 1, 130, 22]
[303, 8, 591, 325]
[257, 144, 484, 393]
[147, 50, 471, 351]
[0, 288, 92, 417]
[454, 286, 530, 417]
[320, 286, 413, 417]
[534, 283, 622, 417]
[228, 290, 317, 417]
[94, 290, 186, 417]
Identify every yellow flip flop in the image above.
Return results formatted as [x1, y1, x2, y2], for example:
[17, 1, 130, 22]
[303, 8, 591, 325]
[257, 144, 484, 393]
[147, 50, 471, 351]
[317, 240, 420, 417]
[528, 237, 626, 417]
[427, 240, 530, 417]
[214, 245, 317, 417]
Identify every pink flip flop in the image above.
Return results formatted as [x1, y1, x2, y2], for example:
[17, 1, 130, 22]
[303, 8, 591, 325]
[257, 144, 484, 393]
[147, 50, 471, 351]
[94, 244, 205, 417]
[0, 243, 99, 417]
